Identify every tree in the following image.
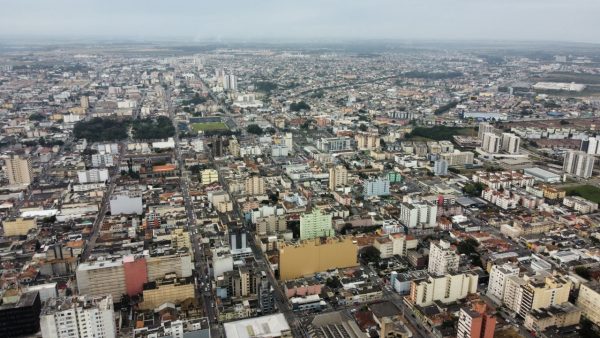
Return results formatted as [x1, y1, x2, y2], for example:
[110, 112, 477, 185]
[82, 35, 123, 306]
[463, 182, 486, 197]
[358, 124, 368, 132]
[290, 101, 311, 112]
[246, 124, 264, 135]
[360, 246, 381, 264]
[457, 238, 480, 255]
[74, 117, 129, 142]
[132, 116, 175, 140]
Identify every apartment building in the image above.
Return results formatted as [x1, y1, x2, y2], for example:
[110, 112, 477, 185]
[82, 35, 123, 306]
[40, 295, 116, 338]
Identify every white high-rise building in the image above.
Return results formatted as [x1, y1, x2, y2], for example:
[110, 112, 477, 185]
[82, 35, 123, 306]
[586, 136, 600, 155]
[428, 240, 459, 276]
[501, 133, 521, 154]
[563, 150, 595, 178]
[399, 202, 438, 228]
[223, 74, 237, 91]
[487, 263, 520, 304]
[478, 122, 495, 140]
[328, 165, 348, 191]
[482, 132, 501, 153]
[40, 295, 117, 338]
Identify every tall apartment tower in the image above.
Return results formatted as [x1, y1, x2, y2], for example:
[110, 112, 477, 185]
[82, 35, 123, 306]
[245, 175, 265, 195]
[501, 133, 521, 154]
[457, 302, 496, 338]
[223, 74, 237, 91]
[328, 165, 348, 191]
[40, 295, 117, 338]
[585, 136, 600, 155]
[5, 155, 33, 185]
[80, 96, 89, 109]
[487, 263, 520, 303]
[482, 132, 501, 154]
[428, 240, 459, 276]
[478, 122, 495, 140]
[299, 208, 333, 240]
[563, 150, 595, 178]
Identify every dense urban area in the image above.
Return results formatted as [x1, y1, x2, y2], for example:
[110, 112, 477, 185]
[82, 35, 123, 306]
[1, 42, 600, 338]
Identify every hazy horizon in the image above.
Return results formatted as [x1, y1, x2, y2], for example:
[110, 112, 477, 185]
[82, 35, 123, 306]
[1, 0, 599, 44]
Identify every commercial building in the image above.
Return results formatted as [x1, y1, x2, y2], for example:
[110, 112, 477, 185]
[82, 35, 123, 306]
[577, 282, 600, 326]
[2, 217, 37, 237]
[427, 240, 459, 276]
[77, 168, 109, 184]
[109, 192, 143, 215]
[0, 290, 41, 337]
[223, 313, 291, 338]
[563, 150, 595, 178]
[363, 177, 390, 197]
[328, 165, 348, 191]
[91, 153, 115, 167]
[523, 167, 562, 183]
[316, 137, 354, 153]
[4, 154, 33, 185]
[278, 237, 358, 280]
[399, 202, 437, 228]
[140, 275, 195, 310]
[299, 208, 333, 240]
[408, 272, 478, 306]
[40, 295, 116, 338]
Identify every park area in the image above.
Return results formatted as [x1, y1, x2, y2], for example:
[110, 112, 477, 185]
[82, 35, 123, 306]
[564, 184, 600, 203]
[191, 122, 229, 132]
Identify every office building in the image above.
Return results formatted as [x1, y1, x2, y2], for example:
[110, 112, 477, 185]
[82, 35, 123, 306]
[299, 208, 333, 240]
[4, 154, 33, 185]
[40, 295, 116, 338]
[487, 263, 520, 304]
[563, 150, 595, 178]
[363, 177, 390, 197]
[245, 175, 265, 195]
[457, 302, 496, 338]
[577, 282, 600, 326]
[501, 133, 521, 154]
[316, 137, 354, 152]
[478, 122, 495, 140]
[328, 165, 348, 191]
[400, 202, 438, 228]
[408, 272, 478, 306]
[482, 132, 501, 153]
[427, 240, 459, 276]
[0, 290, 41, 336]
[278, 237, 358, 280]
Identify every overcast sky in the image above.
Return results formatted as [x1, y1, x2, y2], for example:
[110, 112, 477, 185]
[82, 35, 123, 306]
[0, 0, 599, 43]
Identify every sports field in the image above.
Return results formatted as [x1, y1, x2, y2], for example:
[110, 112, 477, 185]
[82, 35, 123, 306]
[191, 122, 229, 132]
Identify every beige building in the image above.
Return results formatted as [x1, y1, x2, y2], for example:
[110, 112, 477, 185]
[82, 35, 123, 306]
[146, 253, 193, 282]
[170, 228, 192, 252]
[408, 272, 478, 307]
[76, 259, 126, 301]
[577, 282, 600, 326]
[245, 175, 265, 195]
[328, 165, 348, 191]
[5, 155, 33, 185]
[278, 237, 358, 280]
[2, 217, 37, 237]
[140, 275, 195, 310]
[256, 215, 287, 236]
[355, 131, 380, 150]
[524, 302, 581, 333]
[503, 274, 572, 318]
[201, 169, 219, 185]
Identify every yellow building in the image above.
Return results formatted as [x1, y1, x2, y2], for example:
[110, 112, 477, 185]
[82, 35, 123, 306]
[577, 282, 600, 326]
[170, 228, 192, 252]
[278, 236, 358, 280]
[140, 274, 195, 310]
[4, 155, 33, 185]
[541, 185, 566, 200]
[524, 302, 581, 332]
[2, 217, 37, 237]
[201, 169, 219, 185]
[408, 272, 478, 307]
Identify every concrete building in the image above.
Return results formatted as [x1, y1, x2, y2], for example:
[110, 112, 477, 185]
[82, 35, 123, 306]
[201, 169, 219, 184]
[363, 177, 390, 197]
[504, 274, 572, 318]
[4, 155, 33, 185]
[427, 240, 459, 276]
[2, 217, 37, 237]
[577, 282, 600, 326]
[0, 290, 41, 337]
[562, 195, 598, 214]
[501, 133, 521, 154]
[585, 136, 600, 155]
[278, 237, 358, 280]
[478, 122, 495, 140]
[433, 159, 448, 176]
[440, 151, 474, 166]
[256, 215, 287, 236]
[523, 167, 562, 183]
[109, 192, 143, 215]
[40, 295, 116, 338]
[223, 74, 237, 91]
[487, 263, 520, 304]
[91, 153, 115, 167]
[524, 302, 581, 333]
[316, 137, 354, 153]
[140, 275, 195, 310]
[399, 202, 437, 228]
[76, 259, 126, 301]
[223, 313, 291, 338]
[299, 208, 333, 240]
[245, 175, 265, 196]
[355, 131, 380, 150]
[77, 168, 109, 184]
[482, 132, 501, 153]
[328, 165, 348, 191]
[408, 272, 478, 306]
[457, 302, 496, 338]
[563, 150, 595, 178]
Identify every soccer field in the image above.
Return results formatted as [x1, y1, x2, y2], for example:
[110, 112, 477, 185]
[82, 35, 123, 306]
[191, 122, 229, 132]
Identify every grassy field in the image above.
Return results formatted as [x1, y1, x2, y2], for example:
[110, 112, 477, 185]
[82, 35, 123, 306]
[564, 185, 600, 203]
[191, 122, 229, 132]
[406, 126, 477, 141]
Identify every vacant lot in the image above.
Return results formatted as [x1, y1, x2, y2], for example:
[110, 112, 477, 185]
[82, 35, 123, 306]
[565, 185, 600, 203]
[191, 122, 229, 132]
